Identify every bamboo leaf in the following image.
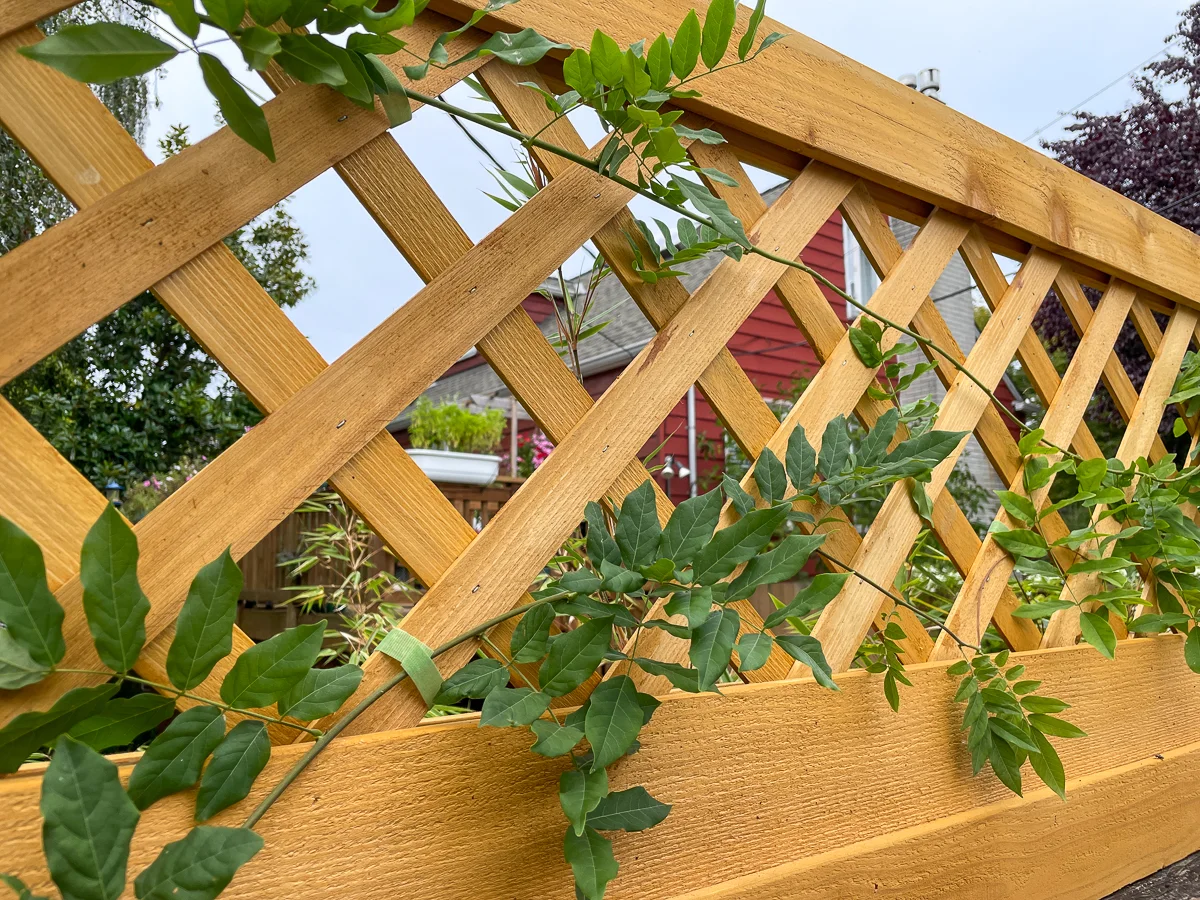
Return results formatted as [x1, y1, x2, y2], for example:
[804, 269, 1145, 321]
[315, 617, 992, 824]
[79, 504, 149, 674]
[219, 621, 325, 709]
[42, 736, 139, 900]
[126, 706, 226, 810]
[19, 23, 176, 83]
[0, 516, 66, 668]
[134, 826, 263, 900]
[167, 548, 242, 692]
[194, 721, 271, 822]
[66, 694, 175, 752]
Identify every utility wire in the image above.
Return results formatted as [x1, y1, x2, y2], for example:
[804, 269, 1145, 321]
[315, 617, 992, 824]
[1022, 37, 1180, 144]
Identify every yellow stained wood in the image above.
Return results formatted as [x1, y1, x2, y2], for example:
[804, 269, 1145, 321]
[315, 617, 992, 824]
[4, 638, 1200, 899]
[332, 164, 853, 735]
[808, 250, 1061, 674]
[1041, 305, 1200, 648]
[671, 740, 1200, 900]
[928, 279, 1137, 660]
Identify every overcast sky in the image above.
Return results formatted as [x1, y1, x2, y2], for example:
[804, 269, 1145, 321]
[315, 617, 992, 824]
[140, 0, 1188, 362]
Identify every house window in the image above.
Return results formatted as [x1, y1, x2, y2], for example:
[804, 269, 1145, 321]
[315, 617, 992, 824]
[842, 219, 879, 307]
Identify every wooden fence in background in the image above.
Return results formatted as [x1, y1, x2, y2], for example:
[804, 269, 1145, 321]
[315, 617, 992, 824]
[3, 0, 1200, 896]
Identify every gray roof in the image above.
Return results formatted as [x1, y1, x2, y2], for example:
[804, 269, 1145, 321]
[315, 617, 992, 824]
[386, 181, 788, 431]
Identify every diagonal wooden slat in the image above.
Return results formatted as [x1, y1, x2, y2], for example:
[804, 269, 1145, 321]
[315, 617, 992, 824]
[805, 250, 1062, 674]
[0, 110, 657, 725]
[1040, 305, 1200, 648]
[322, 163, 855, 735]
[926, 280, 1138, 660]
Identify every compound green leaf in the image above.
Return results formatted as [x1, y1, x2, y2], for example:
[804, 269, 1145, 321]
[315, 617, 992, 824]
[134, 826, 263, 900]
[194, 721, 271, 822]
[219, 621, 324, 709]
[0, 683, 117, 774]
[79, 504, 149, 674]
[0, 517, 65, 668]
[126, 706, 226, 810]
[67, 694, 175, 752]
[167, 548, 243, 692]
[42, 736, 139, 900]
[671, 175, 750, 247]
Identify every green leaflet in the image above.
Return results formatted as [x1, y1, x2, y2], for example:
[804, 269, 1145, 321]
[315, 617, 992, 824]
[671, 9, 701, 78]
[633, 657, 701, 693]
[1028, 728, 1066, 799]
[529, 720, 584, 758]
[42, 737, 139, 900]
[614, 480, 661, 569]
[738, 0, 768, 58]
[785, 425, 817, 490]
[134, 826, 264, 900]
[466, 27, 571, 66]
[562, 48, 596, 95]
[194, 721, 271, 822]
[0, 627, 49, 690]
[167, 548, 243, 692]
[479, 687, 552, 727]
[726, 533, 826, 602]
[776, 633, 838, 690]
[700, 0, 735, 68]
[584, 675, 644, 770]
[1079, 611, 1117, 659]
[563, 826, 618, 900]
[584, 502, 620, 568]
[818, 416, 851, 480]
[559, 765, 608, 836]
[996, 490, 1037, 526]
[752, 447, 788, 504]
[539, 617, 613, 697]
[434, 658, 508, 705]
[276, 33, 346, 87]
[991, 527, 1049, 560]
[587, 786, 671, 832]
[220, 621, 325, 709]
[735, 632, 774, 672]
[664, 585, 717, 630]
[646, 33, 672, 89]
[1187, 626, 1200, 675]
[689, 607, 739, 689]
[234, 26, 281, 71]
[201, 54, 274, 160]
[858, 409, 899, 468]
[67, 694, 175, 752]
[79, 504, 149, 674]
[510, 603, 555, 664]
[0, 874, 48, 900]
[721, 473, 755, 517]
[670, 175, 751, 248]
[0, 516, 66, 668]
[589, 29, 623, 86]
[276, 664, 363, 720]
[127, 706, 226, 810]
[657, 489, 720, 566]
[0, 683, 117, 774]
[246, 0, 287, 25]
[692, 505, 790, 585]
[200, 0, 244, 32]
[18, 23, 176, 84]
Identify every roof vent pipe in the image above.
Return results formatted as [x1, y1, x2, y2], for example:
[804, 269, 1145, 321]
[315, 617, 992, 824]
[917, 67, 941, 101]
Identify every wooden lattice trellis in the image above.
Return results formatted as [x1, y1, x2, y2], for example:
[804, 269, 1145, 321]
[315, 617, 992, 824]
[3, 1, 1200, 897]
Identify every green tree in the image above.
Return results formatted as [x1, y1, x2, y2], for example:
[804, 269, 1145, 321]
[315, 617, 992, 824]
[1, 12, 314, 488]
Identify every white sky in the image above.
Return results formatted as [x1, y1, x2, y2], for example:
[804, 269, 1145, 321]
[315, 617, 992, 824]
[139, 0, 1188, 362]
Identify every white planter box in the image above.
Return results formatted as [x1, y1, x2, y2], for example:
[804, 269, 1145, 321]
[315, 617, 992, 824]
[406, 448, 501, 486]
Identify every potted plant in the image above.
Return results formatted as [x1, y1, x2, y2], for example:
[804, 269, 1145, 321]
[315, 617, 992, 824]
[405, 397, 506, 486]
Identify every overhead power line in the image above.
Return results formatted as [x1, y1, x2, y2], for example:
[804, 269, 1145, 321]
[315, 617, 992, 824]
[1022, 37, 1181, 145]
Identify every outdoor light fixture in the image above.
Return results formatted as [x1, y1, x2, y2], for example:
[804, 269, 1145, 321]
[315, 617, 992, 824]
[661, 454, 691, 481]
[103, 480, 123, 507]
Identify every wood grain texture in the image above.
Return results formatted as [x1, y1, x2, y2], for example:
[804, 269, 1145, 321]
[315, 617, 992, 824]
[929, 280, 1138, 660]
[424, 0, 1200, 311]
[3, 637, 1199, 899]
[335, 164, 853, 735]
[808, 250, 1061, 674]
[672, 739, 1200, 899]
[0, 17, 487, 383]
[1041, 305, 1200, 648]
